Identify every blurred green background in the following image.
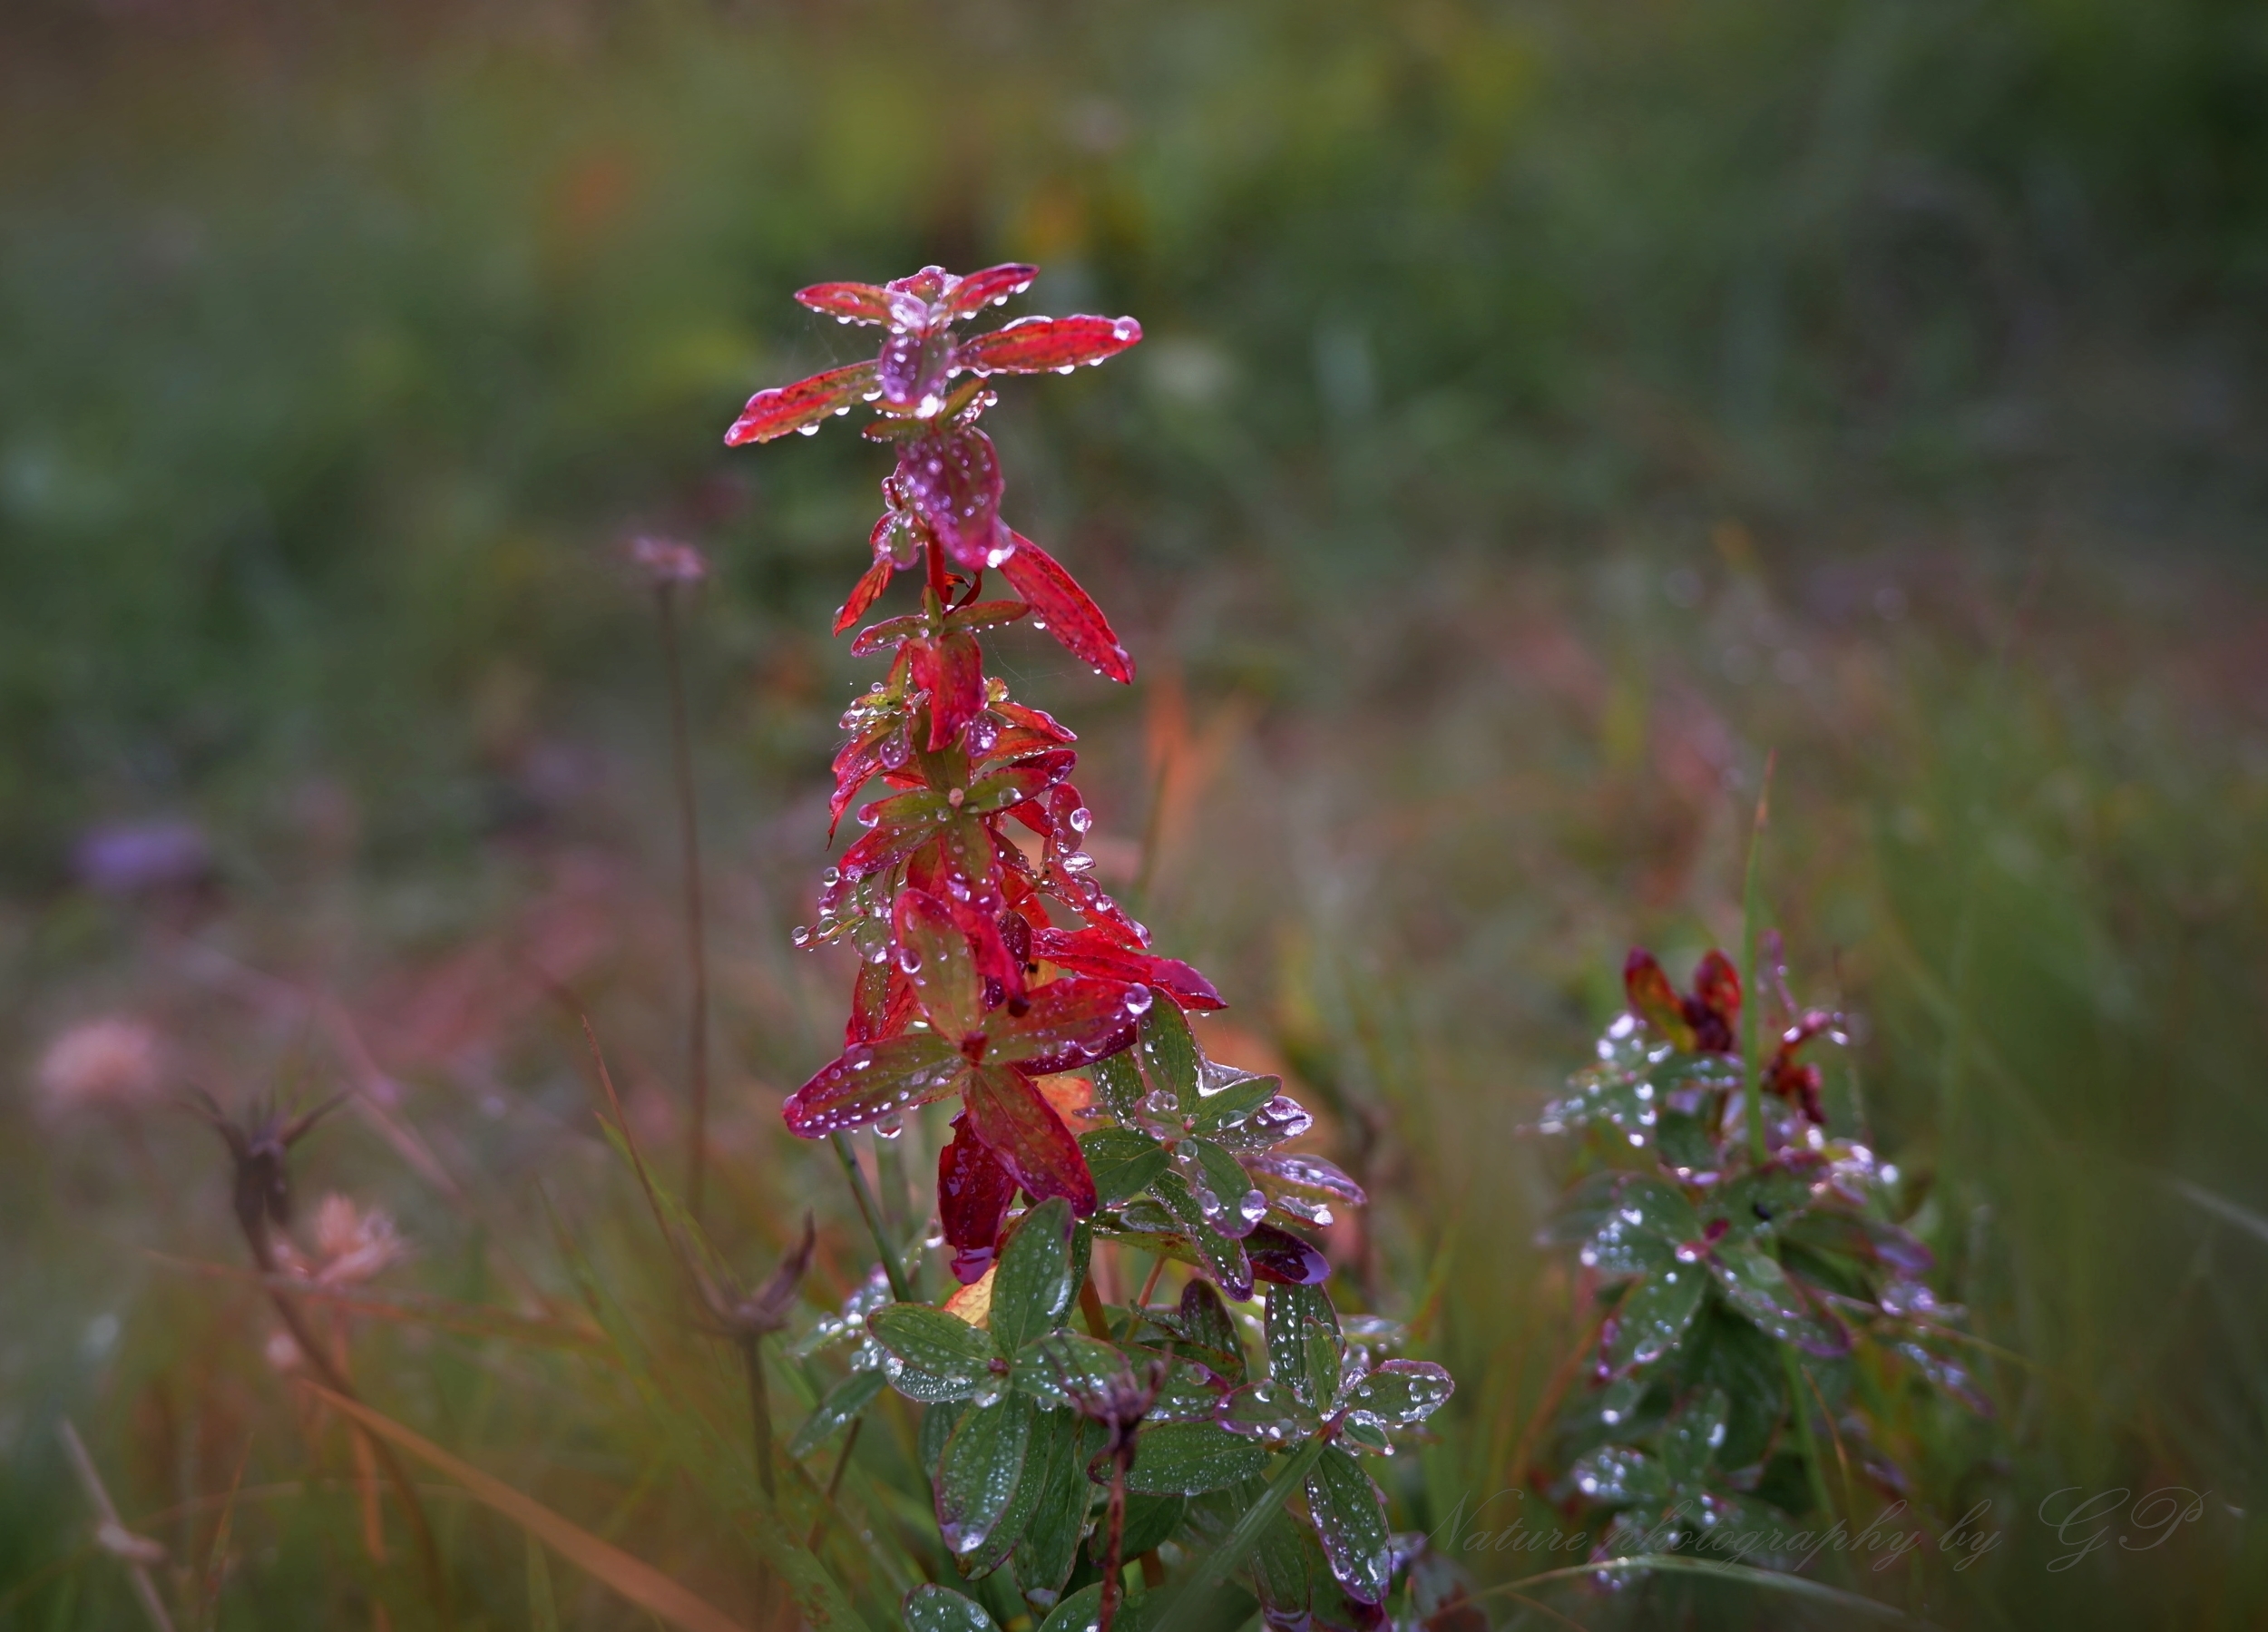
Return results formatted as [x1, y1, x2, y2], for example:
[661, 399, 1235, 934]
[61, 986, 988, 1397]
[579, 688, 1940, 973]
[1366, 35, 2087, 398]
[4, 0, 2266, 1627]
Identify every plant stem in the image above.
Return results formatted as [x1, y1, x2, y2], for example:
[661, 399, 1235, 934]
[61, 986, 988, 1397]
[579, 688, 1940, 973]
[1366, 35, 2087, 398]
[830, 1132, 913, 1302]
[738, 1335, 776, 1501]
[1741, 751, 1775, 1165]
[1099, 1451, 1132, 1632]
[656, 581, 712, 1224]
[57, 1420, 176, 1632]
[1158, 1438, 1325, 1628]
[807, 1417, 863, 1552]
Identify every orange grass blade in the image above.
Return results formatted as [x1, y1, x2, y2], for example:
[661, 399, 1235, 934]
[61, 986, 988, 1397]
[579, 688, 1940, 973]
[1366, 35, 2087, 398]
[298, 1383, 753, 1632]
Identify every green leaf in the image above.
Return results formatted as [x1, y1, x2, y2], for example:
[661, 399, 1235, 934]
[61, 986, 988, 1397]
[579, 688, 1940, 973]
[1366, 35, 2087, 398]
[1185, 1068, 1284, 1138]
[1033, 1583, 1105, 1632]
[1125, 1421, 1274, 1494]
[1149, 1279, 1246, 1384]
[936, 1396, 1035, 1558]
[1705, 1159, 1823, 1242]
[1089, 1052, 1146, 1121]
[1149, 1170, 1253, 1298]
[992, 1198, 1077, 1354]
[1606, 1265, 1707, 1373]
[1106, 1492, 1187, 1563]
[1661, 1386, 1730, 1486]
[960, 1399, 1059, 1579]
[1339, 1359, 1453, 1433]
[789, 1366, 886, 1459]
[904, 1583, 1001, 1632]
[1265, 1283, 1342, 1412]
[1012, 1408, 1089, 1605]
[1080, 1127, 1170, 1207]
[1708, 1241, 1848, 1353]
[1013, 1333, 1130, 1408]
[868, 1305, 1001, 1401]
[1138, 1002, 1200, 1113]
[1656, 1109, 1719, 1177]
[1145, 1356, 1231, 1423]
[1217, 1378, 1315, 1445]
[1568, 1443, 1673, 1508]
[922, 1401, 968, 1481]
[1582, 1175, 1699, 1279]
[1178, 1138, 1264, 1238]
[1304, 1444, 1392, 1604]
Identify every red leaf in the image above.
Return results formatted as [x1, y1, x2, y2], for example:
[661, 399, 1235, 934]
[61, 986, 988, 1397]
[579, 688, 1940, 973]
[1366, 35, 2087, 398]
[894, 888, 986, 1044]
[957, 315, 1143, 376]
[846, 959, 918, 1046]
[990, 978, 1140, 1076]
[895, 426, 1005, 572]
[938, 1116, 1018, 1282]
[943, 264, 1039, 320]
[827, 729, 887, 841]
[1689, 950, 1743, 1044]
[782, 1033, 966, 1137]
[963, 1065, 1098, 1215]
[1029, 926, 1223, 1010]
[998, 532, 1132, 683]
[850, 613, 926, 658]
[912, 629, 986, 750]
[877, 331, 954, 413]
[722, 361, 878, 445]
[1623, 949, 1698, 1052]
[795, 281, 894, 326]
[834, 555, 894, 636]
[1246, 1224, 1332, 1287]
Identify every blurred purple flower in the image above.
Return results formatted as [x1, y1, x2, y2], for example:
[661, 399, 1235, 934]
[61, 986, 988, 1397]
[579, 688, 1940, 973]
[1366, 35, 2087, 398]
[74, 819, 210, 894]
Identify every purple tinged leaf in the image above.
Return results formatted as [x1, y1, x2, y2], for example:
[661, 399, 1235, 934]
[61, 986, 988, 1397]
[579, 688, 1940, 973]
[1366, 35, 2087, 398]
[940, 1117, 1018, 1284]
[796, 281, 895, 326]
[989, 980, 1139, 1076]
[957, 315, 1144, 376]
[1217, 1378, 1315, 1445]
[1603, 1264, 1706, 1373]
[943, 264, 1039, 319]
[879, 331, 956, 414]
[936, 1396, 1033, 1557]
[1305, 1445, 1393, 1604]
[997, 532, 1134, 683]
[1244, 1153, 1366, 1226]
[782, 1032, 965, 1137]
[1246, 1224, 1331, 1288]
[722, 360, 879, 445]
[1337, 1360, 1453, 1434]
[1706, 1241, 1850, 1356]
[895, 425, 1005, 573]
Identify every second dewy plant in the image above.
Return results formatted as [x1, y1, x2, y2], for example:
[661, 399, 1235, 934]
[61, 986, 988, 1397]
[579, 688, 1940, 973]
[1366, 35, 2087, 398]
[724, 265, 1452, 1631]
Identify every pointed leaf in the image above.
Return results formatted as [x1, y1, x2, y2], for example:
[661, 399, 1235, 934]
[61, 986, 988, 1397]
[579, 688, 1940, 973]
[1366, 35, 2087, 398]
[1691, 950, 1743, 1035]
[1176, 1138, 1267, 1238]
[1707, 1242, 1850, 1355]
[936, 1396, 1034, 1557]
[943, 264, 1039, 320]
[940, 1118, 1018, 1284]
[1567, 1443, 1672, 1508]
[1012, 1405, 1089, 1603]
[895, 888, 986, 1043]
[904, 1584, 999, 1632]
[1145, 1356, 1232, 1423]
[992, 1197, 1077, 1353]
[1137, 1001, 1200, 1114]
[1242, 1153, 1365, 1227]
[1031, 926, 1221, 1009]
[1703, 1157, 1823, 1242]
[1661, 1386, 1730, 1486]
[1266, 1283, 1343, 1412]
[868, 1304, 1002, 1400]
[1164, 1280, 1247, 1383]
[1217, 1378, 1315, 1445]
[1149, 1169, 1253, 1297]
[1305, 1445, 1392, 1604]
[1013, 1332, 1129, 1408]
[723, 360, 877, 445]
[797, 281, 895, 326]
[998, 532, 1133, 683]
[965, 1066, 1099, 1215]
[958, 314, 1143, 376]
[1124, 1421, 1272, 1495]
[1582, 1175, 1699, 1278]
[1246, 1224, 1331, 1288]
[789, 1366, 887, 1459]
[782, 1032, 965, 1136]
[1204, 1093, 1315, 1155]
[1624, 949, 1697, 1051]
[1079, 1127, 1171, 1207]
[1088, 1051, 1146, 1121]
[1339, 1359, 1453, 1434]
[1605, 1265, 1707, 1373]
[965, 750, 1077, 816]
[912, 628, 988, 750]
[835, 555, 895, 636]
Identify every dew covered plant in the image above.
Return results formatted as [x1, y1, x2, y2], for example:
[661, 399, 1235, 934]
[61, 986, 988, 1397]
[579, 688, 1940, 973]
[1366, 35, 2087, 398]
[727, 265, 1453, 1630]
[1535, 941, 1988, 1571]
